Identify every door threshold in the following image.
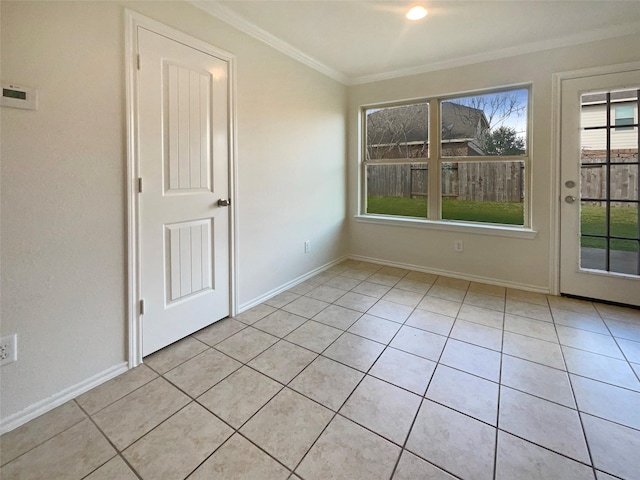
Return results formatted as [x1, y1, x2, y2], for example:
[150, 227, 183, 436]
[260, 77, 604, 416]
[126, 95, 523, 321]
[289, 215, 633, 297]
[560, 293, 640, 311]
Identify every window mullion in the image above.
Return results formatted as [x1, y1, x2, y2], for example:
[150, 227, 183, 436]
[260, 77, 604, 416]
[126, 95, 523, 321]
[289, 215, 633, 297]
[428, 98, 441, 220]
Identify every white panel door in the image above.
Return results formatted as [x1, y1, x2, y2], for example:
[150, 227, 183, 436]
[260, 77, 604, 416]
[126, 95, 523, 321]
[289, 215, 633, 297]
[138, 27, 230, 356]
[559, 68, 640, 306]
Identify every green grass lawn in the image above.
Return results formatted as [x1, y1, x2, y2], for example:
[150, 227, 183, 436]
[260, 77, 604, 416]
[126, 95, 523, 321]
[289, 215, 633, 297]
[581, 204, 638, 252]
[367, 196, 430, 219]
[367, 196, 638, 252]
[443, 200, 524, 225]
[366, 196, 524, 225]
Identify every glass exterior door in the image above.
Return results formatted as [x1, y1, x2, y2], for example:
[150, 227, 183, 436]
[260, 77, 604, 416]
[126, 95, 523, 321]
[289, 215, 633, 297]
[559, 68, 640, 306]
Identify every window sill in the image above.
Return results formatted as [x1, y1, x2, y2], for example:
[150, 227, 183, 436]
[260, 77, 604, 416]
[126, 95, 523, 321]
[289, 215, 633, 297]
[354, 214, 538, 239]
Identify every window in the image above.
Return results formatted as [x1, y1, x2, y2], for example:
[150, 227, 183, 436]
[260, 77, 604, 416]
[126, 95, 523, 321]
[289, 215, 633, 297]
[362, 87, 529, 227]
[615, 104, 634, 130]
[365, 102, 430, 218]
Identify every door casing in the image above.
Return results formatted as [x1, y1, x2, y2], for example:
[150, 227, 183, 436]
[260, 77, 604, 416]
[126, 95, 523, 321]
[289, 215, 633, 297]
[125, 10, 238, 367]
[551, 61, 640, 299]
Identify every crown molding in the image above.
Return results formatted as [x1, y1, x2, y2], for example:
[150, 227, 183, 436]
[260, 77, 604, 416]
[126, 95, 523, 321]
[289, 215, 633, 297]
[188, 1, 640, 87]
[188, 0, 349, 84]
[350, 21, 640, 85]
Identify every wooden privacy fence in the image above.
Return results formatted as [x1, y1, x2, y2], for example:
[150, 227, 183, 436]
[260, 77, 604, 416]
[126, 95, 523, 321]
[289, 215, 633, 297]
[580, 149, 638, 206]
[580, 150, 638, 206]
[367, 162, 525, 202]
[368, 160, 638, 205]
[443, 162, 524, 202]
[366, 163, 429, 199]
[581, 164, 638, 205]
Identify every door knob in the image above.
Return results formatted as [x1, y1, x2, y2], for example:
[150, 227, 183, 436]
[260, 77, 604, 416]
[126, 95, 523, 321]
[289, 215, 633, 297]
[217, 198, 231, 207]
[565, 196, 576, 204]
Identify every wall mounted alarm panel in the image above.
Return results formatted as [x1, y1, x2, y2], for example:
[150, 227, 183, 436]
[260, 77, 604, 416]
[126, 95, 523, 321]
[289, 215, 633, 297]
[1, 84, 38, 110]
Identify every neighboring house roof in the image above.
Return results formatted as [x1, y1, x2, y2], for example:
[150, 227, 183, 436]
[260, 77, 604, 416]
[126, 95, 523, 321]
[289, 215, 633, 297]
[366, 102, 489, 146]
[366, 103, 428, 146]
[442, 102, 489, 140]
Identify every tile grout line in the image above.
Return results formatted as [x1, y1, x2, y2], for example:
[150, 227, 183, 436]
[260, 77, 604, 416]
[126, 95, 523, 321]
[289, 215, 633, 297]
[414, 290, 605, 475]
[121, 355, 278, 478]
[549, 300, 598, 479]
[564, 370, 640, 396]
[388, 278, 469, 480]
[492, 294, 507, 480]
[290, 268, 421, 479]
[492, 296, 610, 470]
[551, 307, 640, 425]
[0, 405, 89, 470]
[74, 399, 145, 480]
[287, 327, 390, 478]
[4, 351, 219, 476]
[193, 372, 295, 476]
[168, 322, 304, 478]
[77, 367, 161, 418]
[598, 311, 640, 384]
[301, 272, 547, 479]
[185, 277, 406, 480]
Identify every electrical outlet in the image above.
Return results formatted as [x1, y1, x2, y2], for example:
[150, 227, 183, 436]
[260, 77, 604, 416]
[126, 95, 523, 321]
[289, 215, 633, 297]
[454, 240, 464, 252]
[304, 240, 311, 253]
[0, 334, 17, 366]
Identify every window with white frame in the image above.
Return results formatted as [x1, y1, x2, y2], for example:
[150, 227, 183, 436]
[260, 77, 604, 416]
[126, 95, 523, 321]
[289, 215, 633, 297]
[362, 86, 530, 226]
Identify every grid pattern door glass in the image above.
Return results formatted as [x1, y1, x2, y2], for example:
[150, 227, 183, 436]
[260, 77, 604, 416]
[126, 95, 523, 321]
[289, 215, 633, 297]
[579, 89, 639, 275]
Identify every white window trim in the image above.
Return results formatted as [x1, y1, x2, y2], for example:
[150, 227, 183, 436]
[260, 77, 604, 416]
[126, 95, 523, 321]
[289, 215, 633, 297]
[359, 85, 533, 233]
[354, 214, 537, 239]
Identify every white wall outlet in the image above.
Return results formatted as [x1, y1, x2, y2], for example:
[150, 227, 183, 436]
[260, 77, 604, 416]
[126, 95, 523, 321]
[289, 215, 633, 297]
[304, 240, 311, 253]
[0, 334, 17, 366]
[454, 240, 464, 252]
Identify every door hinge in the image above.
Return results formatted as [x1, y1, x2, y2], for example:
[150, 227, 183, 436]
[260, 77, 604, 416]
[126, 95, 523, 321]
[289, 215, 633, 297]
[138, 177, 142, 193]
[137, 54, 140, 70]
[139, 299, 145, 315]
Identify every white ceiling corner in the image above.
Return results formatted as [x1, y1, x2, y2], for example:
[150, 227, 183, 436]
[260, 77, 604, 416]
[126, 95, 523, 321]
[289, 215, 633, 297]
[188, 0, 349, 84]
[189, 1, 640, 86]
[352, 20, 640, 85]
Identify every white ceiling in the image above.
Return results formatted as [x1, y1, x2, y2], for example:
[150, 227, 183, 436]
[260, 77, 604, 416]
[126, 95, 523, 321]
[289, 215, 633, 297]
[191, 0, 640, 84]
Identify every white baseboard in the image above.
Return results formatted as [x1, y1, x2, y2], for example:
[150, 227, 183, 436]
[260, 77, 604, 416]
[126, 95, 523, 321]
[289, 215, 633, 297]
[238, 252, 549, 317]
[0, 362, 128, 435]
[348, 254, 551, 294]
[238, 255, 350, 313]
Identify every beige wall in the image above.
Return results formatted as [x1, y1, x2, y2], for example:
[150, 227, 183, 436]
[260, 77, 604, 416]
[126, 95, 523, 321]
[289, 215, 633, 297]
[0, 1, 347, 421]
[347, 33, 640, 291]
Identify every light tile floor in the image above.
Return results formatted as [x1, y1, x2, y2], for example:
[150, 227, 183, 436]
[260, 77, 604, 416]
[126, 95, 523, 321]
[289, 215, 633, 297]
[2, 260, 640, 479]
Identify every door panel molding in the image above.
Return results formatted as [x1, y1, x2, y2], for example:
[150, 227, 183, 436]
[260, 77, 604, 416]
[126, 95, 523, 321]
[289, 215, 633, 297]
[163, 61, 214, 193]
[125, 10, 237, 367]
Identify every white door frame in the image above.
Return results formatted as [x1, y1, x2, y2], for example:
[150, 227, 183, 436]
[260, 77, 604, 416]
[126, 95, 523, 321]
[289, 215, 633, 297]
[125, 10, 238, 367]
[550, 61, 640, 297]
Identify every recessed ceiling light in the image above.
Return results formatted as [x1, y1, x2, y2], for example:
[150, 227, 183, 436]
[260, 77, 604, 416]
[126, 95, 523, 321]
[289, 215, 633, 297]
[406, 5, 428, 21]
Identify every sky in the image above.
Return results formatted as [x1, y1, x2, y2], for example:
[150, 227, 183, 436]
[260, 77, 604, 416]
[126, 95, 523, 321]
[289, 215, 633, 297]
[367, 88, 529, 141]
[449, 88, 529, 140]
